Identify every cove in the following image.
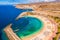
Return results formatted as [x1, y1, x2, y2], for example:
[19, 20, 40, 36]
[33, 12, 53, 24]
[11, 16, 44, 38]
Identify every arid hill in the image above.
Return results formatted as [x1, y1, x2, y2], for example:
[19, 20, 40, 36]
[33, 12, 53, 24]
[15, 2, 60, 18]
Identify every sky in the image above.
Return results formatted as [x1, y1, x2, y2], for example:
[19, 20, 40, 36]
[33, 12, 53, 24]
[0, 0, 56, 5]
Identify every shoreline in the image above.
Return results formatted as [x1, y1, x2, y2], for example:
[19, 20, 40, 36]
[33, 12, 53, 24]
[4, 24, 21, 40]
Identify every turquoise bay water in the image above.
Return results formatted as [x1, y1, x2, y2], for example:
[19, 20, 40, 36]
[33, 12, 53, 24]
[0, 5, 43, 40]
[11, 16, 43, 38]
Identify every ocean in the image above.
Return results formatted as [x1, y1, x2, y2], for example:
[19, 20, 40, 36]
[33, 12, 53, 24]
[0, 5, 33, 40]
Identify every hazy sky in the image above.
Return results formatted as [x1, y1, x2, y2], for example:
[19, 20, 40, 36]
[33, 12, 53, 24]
[0, 0, 56, 4]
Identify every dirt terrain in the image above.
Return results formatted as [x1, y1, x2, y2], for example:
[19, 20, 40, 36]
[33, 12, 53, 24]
[16, 2, 60, 18]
